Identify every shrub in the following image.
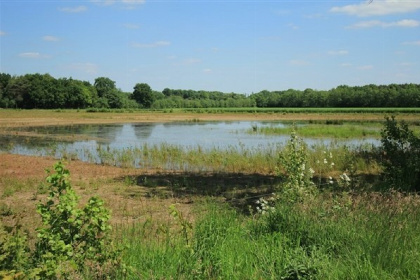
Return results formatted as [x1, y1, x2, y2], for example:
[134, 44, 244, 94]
[0, 161, 122, 279]
[32, 161, 122, 279]
[381, 116, 420, 191]
[278, 130, 317, 202]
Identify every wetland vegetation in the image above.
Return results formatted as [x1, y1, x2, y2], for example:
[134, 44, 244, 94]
[1, 110, 420, 279]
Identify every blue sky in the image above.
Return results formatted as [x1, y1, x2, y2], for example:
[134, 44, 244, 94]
[1, 0, 420, 94]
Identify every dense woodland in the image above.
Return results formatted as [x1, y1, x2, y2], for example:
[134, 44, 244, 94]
[0, 73, 419, 109]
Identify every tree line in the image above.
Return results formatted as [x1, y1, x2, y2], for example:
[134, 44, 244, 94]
[1, 73, 419, 109]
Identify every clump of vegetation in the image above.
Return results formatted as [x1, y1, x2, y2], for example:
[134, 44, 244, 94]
[277, 130, 316, 202]
[0, 161, 123, 279]
[381, 116, 420, 191]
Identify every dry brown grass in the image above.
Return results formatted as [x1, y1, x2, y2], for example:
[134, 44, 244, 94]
[1, 109, 418, 128]
[0, 154, 196, 239]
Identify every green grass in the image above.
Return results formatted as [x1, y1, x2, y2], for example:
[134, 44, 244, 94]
[118, 191, 420, 279]
[250, 124, 381, 138]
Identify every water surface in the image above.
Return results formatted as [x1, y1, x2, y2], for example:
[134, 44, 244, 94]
[1, 121, 380, 161]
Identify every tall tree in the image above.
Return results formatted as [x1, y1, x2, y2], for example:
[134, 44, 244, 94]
[133, 83, 154, 108]
[94, 77, 116, 98]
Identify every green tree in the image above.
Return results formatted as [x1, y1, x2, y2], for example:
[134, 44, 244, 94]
[133, 83, 154, 108]
[94, 77, 116, 98]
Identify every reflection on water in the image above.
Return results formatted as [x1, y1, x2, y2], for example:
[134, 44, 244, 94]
[0, 121, 380, 163]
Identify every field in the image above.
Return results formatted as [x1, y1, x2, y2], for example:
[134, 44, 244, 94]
[1, 109, 420, 279]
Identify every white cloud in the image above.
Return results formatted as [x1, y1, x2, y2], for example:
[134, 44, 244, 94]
[59, 6, 88, 13]
[402, 40, 420, 46]
[43, 35, 60, 42]
[203, 68, 212, 73]
[330, 0, 420, 17]
[90, 0, 114, 6]
[132, 41, 171, 48]
[348, 19, 419, 28]
[328, 50, 349, 55]
[287, 23, 299, 30]
[0, 31, 6, 36]
[122, 0, 145, 4]
[19, 52, 50, 59]
[68, 63, 98, 75]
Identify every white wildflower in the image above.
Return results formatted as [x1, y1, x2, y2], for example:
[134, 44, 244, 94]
[340, 173, 351, 182]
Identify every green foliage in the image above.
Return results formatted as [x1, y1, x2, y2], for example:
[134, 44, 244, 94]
[278, 130, 316, 202]
[133, 83, 154, 108]
[0, 162, 122, 279]
[3, 72, 419, 109]
[0, 219, 30, 277]
[381, 116, 420, 191]
[32, 161, 121, 278]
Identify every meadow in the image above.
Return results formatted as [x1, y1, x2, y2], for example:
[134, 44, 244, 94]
[0, 109, 419, 279]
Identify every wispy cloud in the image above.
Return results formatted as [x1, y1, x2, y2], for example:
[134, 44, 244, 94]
[19, 52, 50, 59]
[43, 35, 60, 42]
[59, 6, 87, 13]
[402, 40, 420, 46]
[91, 0, 145, 7]
[287, 23, 299, 30]
[348, 19, 420, 29]
[90, 0, 115, 6]
[203, 68, 212, 73]
[331, 0, 420, 17]
[399, 62, 415, 66]
[122, 0, 145, 4]
[0, 31, 6, 36]
[68, 62, 98, 75]
[328, 50, 349, 56]
[132, 41, 171, 48]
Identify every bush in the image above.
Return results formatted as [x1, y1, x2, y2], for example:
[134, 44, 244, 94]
[0, 161, 123, 279]
[381, 116, 420, 191]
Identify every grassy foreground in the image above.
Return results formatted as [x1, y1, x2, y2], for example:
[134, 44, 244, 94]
[119, 192, 420, 279]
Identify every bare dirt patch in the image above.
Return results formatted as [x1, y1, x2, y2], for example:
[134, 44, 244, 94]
[0, 154, 197, 238]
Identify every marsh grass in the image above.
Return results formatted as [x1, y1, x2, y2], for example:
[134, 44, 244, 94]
[250, 123, 381, 138]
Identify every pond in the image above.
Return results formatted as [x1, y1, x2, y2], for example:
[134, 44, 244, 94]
[0, 121, 380, 165]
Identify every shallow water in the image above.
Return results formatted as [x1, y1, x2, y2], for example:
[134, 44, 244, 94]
[0, 121, 380, 161]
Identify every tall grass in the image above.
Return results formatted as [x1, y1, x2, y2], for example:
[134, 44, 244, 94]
[54, 142, 381, 179]
[117, 190, 420, 279]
